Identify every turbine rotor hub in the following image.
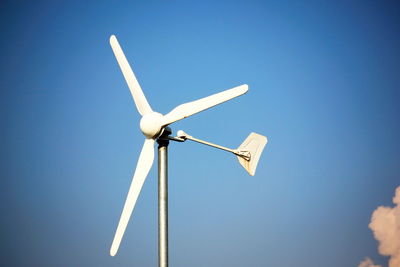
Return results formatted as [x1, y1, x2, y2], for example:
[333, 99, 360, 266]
[140, 112, 164, 138]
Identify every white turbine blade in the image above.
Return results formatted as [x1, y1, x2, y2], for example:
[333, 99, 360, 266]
[110, 138, 155, 256]
[110, 35, 153, 116]
[162, 84, 248, 126]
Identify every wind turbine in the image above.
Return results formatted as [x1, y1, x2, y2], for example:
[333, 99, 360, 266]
[109, 35, 267, 267]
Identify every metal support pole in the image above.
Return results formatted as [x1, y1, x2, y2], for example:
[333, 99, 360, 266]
[157, 137, 169, 267]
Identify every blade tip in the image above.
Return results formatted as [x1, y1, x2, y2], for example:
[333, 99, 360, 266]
[110, 34, 117, 45]
[110, 247, 117, 257]
[238, 84, 249, 94]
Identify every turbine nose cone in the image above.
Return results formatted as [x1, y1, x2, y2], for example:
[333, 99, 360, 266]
[140, 112, 164, 138]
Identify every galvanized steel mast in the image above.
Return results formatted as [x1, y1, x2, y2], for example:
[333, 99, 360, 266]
[157, 130, 170, 267]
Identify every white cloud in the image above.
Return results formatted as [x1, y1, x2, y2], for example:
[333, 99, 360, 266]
[363, 186, 400, 267]
[358, 257, 382, 267]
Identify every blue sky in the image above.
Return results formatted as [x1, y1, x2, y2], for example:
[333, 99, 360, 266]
[1, 1, 399, 266]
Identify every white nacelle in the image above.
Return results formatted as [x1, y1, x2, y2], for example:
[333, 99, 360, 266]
[140, 112, 164, 138]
